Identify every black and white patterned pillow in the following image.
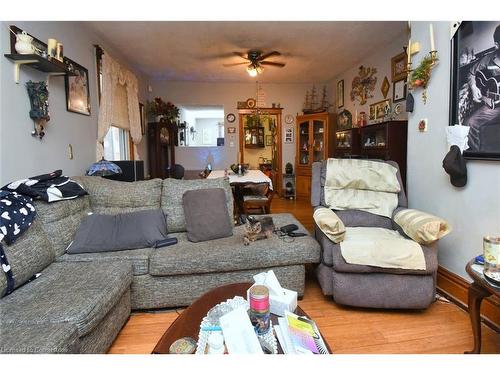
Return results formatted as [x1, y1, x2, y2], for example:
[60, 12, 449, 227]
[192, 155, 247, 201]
[0, 190, 36, 296]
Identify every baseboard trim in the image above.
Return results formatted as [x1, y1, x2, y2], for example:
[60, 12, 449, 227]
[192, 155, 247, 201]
[437, 266, 499, 332]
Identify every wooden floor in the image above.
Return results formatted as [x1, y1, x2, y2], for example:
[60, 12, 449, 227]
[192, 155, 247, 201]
[108, 197, 499, 354]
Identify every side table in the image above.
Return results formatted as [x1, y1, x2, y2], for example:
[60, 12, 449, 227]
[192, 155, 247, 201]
[465, 259, 500, 354]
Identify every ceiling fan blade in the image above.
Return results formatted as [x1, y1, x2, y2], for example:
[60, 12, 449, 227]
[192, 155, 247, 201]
[223, 62, 251, 67]
[260, 61, 286, 67]
[257, 51, 281, 61]
[233, 51, 250, 60]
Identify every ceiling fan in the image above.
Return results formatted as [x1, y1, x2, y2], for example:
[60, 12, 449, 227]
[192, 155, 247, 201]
[223, 50, 286, 77]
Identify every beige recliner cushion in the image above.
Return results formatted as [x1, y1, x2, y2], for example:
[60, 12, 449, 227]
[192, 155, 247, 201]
[394, 208, 451, 245]
[313, 207, 346, 243]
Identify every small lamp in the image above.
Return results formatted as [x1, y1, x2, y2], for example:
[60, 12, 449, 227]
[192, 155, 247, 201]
[86, 158, 122, 176]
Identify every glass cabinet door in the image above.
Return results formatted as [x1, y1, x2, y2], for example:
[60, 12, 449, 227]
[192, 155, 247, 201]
[298, 120, 310, 166]
[312, 119, 326, 162]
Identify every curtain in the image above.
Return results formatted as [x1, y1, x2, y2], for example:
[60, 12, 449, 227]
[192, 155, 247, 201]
[97, 53, 142, 160]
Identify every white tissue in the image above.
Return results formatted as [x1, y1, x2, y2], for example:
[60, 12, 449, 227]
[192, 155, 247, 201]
[253, 270, 285, 298]
[446, 125, 470, 153]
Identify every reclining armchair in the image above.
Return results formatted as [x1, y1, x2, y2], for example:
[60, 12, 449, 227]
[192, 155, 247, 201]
[311, 159, 450, 309]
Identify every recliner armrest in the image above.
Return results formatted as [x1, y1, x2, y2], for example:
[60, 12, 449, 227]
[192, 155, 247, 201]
[393, 208, 452, 245]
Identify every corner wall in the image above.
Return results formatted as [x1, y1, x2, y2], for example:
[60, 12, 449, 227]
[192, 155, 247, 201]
[407, 22, 500, 279]
[0, 21, 149, 184]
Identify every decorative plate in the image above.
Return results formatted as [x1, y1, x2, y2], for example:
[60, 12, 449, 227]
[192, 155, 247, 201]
[226, 113, 236, 123]
[246, 98, 256, 108]
[285, 114, 294, 124]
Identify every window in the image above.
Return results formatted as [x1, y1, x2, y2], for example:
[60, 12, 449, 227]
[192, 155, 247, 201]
[95, 45, 133, 160]
[103, 126, 130, 160]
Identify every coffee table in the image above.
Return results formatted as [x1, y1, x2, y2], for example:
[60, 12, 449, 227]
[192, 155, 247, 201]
[152, 282, 331, 354]
[465, 259, 500, 354]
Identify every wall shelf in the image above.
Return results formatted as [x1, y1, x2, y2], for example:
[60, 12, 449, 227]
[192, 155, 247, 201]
[4, 54, 76, 83]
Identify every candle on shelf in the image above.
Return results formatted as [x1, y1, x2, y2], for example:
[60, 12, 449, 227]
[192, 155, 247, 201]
[429, 23, 435, 51]
[407, 38, 412, 64]
[355, 110, 358, 126]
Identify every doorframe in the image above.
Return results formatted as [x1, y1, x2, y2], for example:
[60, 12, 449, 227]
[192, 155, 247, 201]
[238, 108, 283, 197]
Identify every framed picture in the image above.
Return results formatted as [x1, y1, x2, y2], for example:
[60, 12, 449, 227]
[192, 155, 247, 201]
[336, 80, 344, 108]
[391, 52, 408, 82]
[381, 76, 390, 99]
[369, 99, 391, 121]
[65, 60, 90, 115]
[392, 79, 407, 103]
[450, 21, 500, 160]
[265, 135, 273, 146]
[139, 102, 146, 135]
[284, 127, 294, 143]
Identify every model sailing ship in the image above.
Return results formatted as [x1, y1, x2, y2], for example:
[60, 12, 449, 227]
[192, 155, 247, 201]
[303, 85, 331, 114]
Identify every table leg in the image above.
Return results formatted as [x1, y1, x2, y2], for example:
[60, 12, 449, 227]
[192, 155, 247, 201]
[464, 282, 491, 354]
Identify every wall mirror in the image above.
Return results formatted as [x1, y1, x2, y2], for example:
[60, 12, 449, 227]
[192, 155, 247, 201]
[177, 105, 224, 147]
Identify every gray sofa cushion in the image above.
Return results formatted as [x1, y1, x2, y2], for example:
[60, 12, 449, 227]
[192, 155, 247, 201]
[0, 260, 132, 337]
[149, 213, 320, 276]
[57, 247, 152, 276]
[75, 176, 162, 215]
[34, 196, 91, 257]
[314, 223, 438, 276]
[162, 178, 234, 233]
[0, 322, 80, 353]
[0, 220, 54, 296]
[66, 209, 168, 254]
[183, 188, 233, 242]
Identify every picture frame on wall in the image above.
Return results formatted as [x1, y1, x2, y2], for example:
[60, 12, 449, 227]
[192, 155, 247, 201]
[336, 80, 344, 108]
[65, 59, 91, 116]
[392, 79, 407, 103]
[450, 21, 500, 160]
[391, 51, 408, 82]
[284, 127, 294, 143]
[369, 99, 391, 121]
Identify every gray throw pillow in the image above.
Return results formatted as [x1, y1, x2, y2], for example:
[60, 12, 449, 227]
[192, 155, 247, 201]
[182, 188, 233, 243]
[66, 209, 168, 254]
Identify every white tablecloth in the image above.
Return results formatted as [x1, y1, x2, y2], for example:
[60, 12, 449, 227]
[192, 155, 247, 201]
[207, 169, 273, 190]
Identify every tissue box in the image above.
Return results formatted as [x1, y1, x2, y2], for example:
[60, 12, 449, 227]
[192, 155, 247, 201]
[247, 284, 297, 317]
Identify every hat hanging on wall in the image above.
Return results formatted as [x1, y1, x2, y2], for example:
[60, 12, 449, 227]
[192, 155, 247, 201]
[442, 145, 467, 187]
[406, 92, 414, 113]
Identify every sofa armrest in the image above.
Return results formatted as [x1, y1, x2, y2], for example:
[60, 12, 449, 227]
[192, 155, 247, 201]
[393, 208, 452, 245]
[311, 162, 322, 207]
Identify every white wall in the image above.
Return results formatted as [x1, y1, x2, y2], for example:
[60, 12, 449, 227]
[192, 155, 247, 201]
[407, 22, 500, 279]
[329, 34, 409, 122]
[0, 21, 149, 184]
[149, 80, 321, 172]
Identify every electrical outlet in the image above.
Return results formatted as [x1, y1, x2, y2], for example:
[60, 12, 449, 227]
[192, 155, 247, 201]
[418, 119, 428, 132]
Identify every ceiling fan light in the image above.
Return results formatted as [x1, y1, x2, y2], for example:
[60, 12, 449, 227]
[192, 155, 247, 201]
[247, 65, 258, 77]
[256, 65, 264, 74]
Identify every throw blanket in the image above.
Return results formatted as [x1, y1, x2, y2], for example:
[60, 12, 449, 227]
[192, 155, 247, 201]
[340, 227, 426, 270]
[324, 158, 400, 218]
[2, 170, 87, 202]
[0, 191, 37, 296]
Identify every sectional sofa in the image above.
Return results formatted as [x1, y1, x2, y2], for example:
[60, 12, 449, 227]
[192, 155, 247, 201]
[0, 177, 320, 353]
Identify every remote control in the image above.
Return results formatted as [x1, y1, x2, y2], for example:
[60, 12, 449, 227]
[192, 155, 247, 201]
[155, 237, 178, 248]
[288, 232, 307, 237]
[280, 224, 299, 234]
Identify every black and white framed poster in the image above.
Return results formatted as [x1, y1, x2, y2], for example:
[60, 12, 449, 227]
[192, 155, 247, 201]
[65, 60, 91, 116]
[450, 21, 500, 160]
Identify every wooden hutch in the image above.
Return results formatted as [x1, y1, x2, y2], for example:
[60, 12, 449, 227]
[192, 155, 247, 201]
[147, 121, 177, 179]
[333, 120, 408, 190]
[295, 112, 335, 199]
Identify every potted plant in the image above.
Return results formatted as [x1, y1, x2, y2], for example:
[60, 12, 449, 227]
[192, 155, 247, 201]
[147, 97, 180, 123]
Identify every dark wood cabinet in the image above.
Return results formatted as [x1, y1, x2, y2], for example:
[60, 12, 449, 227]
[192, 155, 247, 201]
[147, 121, 176, 179]
[334, 128, 361, 158]
[359, 120, 408, 189]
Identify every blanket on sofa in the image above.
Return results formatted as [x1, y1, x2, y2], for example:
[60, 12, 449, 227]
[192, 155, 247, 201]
[340, 227, 426, 270]
[324, 158, 400, 218]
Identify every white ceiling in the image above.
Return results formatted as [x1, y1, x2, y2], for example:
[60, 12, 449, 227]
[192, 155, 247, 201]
[85, 21, 407, 83]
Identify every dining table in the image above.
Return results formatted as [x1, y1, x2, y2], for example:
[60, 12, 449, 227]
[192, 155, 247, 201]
[207, 169, 273, 221]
